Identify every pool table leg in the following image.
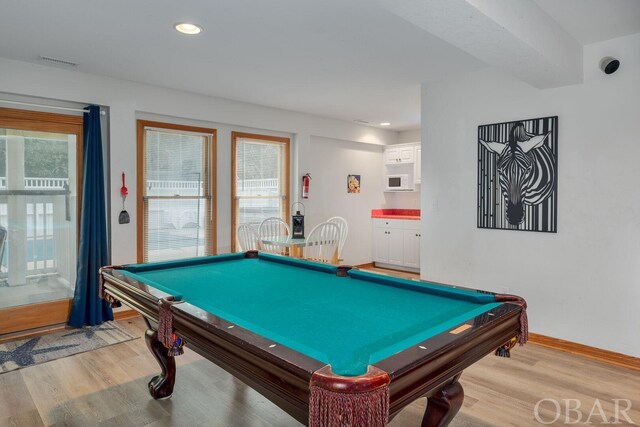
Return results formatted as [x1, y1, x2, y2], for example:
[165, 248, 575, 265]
[421, 376, 464, 427]
[145, 328, 176, 400]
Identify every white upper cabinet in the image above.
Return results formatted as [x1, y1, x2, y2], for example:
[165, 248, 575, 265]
[384, 145, 414, 164]
[384, 148, 400, 164]
[399, 146, 414, 163]
[383, 143, 421, 188]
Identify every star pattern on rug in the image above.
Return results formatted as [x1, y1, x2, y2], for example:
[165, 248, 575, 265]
[0, 338, 78, 367]
[61, 324, 119, 339]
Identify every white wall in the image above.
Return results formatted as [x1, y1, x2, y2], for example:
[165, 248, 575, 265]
[0, 57, 398, 264]
[300, 136, 386, 265]
[421, 33, 640, 357]
[397, 128, 421, 144]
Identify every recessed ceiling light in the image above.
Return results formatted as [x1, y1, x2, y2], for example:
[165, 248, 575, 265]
[380, 122, 391, 126]
[174, 23, 203, 35]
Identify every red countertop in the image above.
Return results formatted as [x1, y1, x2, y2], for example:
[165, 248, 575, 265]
[371, 209, 421, 220]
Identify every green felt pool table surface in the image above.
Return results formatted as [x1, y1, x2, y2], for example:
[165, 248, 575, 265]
[119, 252, 501, 376]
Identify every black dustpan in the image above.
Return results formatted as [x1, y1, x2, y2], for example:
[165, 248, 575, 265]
[119, 172, 130, 224]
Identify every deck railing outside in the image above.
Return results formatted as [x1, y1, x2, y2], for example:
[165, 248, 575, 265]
[0, 177, 71, 277]
[0, 177, 281, 278]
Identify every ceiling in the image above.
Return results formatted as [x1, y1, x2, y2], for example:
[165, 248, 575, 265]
[533, 0, 640, 44]
[0, 0, 639, 130]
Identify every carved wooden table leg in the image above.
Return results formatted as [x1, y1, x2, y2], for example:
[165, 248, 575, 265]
[145, 328, 176, 400]
[421, 378, 464, 427]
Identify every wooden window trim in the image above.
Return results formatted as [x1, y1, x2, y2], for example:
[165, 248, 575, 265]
[136, 120, 217, 263]
[231, 131, 290, 252]
[0, 107, 84, 334]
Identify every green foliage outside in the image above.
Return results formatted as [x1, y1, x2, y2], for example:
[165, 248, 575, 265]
[145, 132, 204, 181]
[24, 139, 69, 178]
[236, 141, 279, 180]
[0, 136, 69, 178]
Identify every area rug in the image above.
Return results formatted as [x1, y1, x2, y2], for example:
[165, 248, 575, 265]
[0, 321, 137, 373]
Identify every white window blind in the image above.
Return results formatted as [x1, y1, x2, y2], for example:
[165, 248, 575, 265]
[233, 134, 289, 250]
[142, 125, 215, 262]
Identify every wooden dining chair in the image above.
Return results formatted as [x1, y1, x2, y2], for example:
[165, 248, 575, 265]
[327, 216, 348, 261]
[258, 217, 290, 255]
[237, 224, 260, 252]
[304, 222, 340, 264]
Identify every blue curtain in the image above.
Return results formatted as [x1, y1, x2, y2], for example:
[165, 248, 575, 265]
[68, 105, 113, 327]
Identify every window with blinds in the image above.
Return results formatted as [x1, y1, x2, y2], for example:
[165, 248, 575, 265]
[232, 132, 290, 251]
[138, 121, 216, 263]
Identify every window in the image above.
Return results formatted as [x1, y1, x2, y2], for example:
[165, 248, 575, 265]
[232, 132, 290, 251]
[137, 121, 216, 262]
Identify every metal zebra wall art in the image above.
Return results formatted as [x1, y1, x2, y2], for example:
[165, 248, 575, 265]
[478, 116, 558, 232]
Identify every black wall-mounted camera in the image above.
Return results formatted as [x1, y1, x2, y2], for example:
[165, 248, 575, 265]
[599, 56, 620, 75]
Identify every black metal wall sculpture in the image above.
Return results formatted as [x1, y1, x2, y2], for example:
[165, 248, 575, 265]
[478, 116, 558, 232]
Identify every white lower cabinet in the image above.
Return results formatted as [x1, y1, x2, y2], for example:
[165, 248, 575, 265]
[373, 226, 391, 263]
[403, 229, 420, 268]
[388, 229, 404, 265]
[372, 219, 420, 270]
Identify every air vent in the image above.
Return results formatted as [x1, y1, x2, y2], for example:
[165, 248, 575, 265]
[353, 119, 369, 124]
[38, 56, 78, 67]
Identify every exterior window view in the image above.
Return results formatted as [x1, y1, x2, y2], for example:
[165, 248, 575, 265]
[141, 124, 215, 263]
[235, 138, 286, 228]
[0, 128, 78, 309]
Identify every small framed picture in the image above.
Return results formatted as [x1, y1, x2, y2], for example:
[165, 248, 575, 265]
[347, 174, 361, 193]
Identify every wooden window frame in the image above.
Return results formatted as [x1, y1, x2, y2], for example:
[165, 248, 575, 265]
[136, 120, 217, 263]
[231, 131, 290, 252]
[0, 107, 84, 335]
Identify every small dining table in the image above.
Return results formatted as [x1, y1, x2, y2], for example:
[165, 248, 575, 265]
[260, 236, 339, 264]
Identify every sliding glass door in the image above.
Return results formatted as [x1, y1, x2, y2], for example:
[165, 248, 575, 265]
[0, 108, 82, 335]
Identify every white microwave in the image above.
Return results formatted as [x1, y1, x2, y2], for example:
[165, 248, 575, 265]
[385, 174, 412, 191]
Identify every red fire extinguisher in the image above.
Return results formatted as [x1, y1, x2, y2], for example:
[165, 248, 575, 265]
[302, 173, 311, 199]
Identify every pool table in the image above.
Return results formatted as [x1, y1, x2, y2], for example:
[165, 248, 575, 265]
[100, 251, 527, 427]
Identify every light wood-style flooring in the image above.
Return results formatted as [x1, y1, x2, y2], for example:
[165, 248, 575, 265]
[2, 316, 639, 426]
